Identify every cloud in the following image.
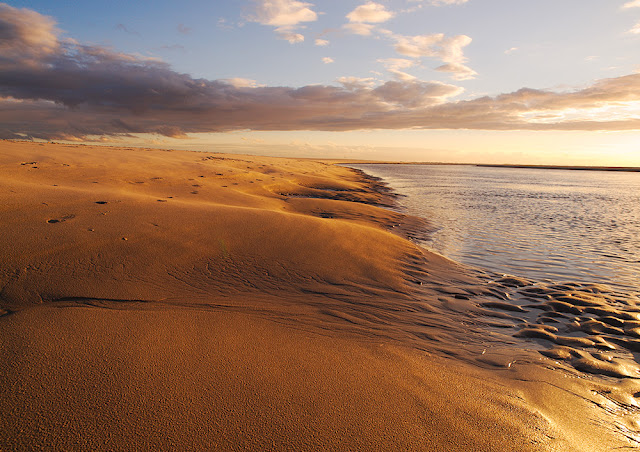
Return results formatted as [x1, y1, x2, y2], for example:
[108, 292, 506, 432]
[248, 0, 317, 26]
[322, 57, 334, 64]
[221, 78, 263, 88]
[346, 2, 395, 23]
[435, 63, 477, 81]
[378, 58, 418, 80]
[337, 76, 377, 89]
[378, 58, 416, 69]
[2, 3, 640, 141]
[630, 20, 640, 34]
[505, 47, 518, 54]
[390, 33, 476, 80]
[344, 2, 394, 36]
[0, 3, 60, 62]
[343, 22, 376, 36]
[394, 33, 472, 63]
[247, 0, 317, 42]
[315, 38, 329, 46]
[623, 0, 640, 8]
[388, 70, 417, 81]
[276, 28, 305, 43]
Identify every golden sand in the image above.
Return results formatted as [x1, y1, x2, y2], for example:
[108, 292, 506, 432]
[0, 141, 636, 450]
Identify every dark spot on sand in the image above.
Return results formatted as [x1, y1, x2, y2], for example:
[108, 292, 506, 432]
[47, 214, 75, 224]
[95, 201, 108, 205]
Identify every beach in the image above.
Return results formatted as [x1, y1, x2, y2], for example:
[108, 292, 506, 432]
[0, 141, 637, 450]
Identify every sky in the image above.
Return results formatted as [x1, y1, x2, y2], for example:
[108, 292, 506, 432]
[1, 0, 640, 165]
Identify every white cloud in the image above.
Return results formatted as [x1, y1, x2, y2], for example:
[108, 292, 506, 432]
[378, 58, 417, 80]
[389, 33, 476, 80]
[337, 76, 377, 89]
[389, 69, 417, 81]
[343, 22, 376, 36]
[248, 0, 317, 43]
[344, 2, 394, 36]
[504, 47, 518, 55]
[346, 2, 395, 23]
[378, 58, 416, 70]
[221, 78, 263, 88]
[393, 33, 444, 58]
[322, 57, 334, 64]
[435, 63, 477, 81]
[249, 0, 317, 26]
[623, 0, 640, 8]
[394, 33, 472, 63]
[630, 20, 640, 34]
[276, 27, 305, 43]
[315, 38, 329, 46]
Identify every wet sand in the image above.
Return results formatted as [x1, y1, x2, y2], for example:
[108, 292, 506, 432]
[0, 141, 637, 450]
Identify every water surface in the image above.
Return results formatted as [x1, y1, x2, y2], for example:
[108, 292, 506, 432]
[351, 164, 640, 292]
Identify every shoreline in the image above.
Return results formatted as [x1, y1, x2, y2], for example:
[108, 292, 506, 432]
[1, 141, 636, 450]
[347, 160, 640, 173]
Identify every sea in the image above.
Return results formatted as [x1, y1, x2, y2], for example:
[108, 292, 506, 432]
[350, 164, 640, 294]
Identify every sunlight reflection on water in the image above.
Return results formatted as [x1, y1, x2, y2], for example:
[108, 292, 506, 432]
[351, 164, 640, 292]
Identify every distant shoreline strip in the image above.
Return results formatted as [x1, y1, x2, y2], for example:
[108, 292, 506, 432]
[346, 161, 640, 172]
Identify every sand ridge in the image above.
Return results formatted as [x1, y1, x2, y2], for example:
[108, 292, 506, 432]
[0, 141, 637, 450]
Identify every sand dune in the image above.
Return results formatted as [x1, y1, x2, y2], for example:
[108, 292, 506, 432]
[0, 141, 636, 450]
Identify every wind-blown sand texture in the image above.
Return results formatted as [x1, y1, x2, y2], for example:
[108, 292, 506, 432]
[1, 141, 638, 450]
